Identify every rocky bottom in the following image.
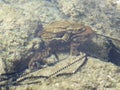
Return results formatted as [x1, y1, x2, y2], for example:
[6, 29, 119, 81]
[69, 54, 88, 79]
[1, 53, 120, 90]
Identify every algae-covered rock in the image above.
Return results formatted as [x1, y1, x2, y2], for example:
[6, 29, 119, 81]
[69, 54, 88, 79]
[79, 35, 111, 61]
[0, 3, 43, 73]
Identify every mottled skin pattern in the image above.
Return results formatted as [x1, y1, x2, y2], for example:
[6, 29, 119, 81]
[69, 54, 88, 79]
[29, 21, 96, 70]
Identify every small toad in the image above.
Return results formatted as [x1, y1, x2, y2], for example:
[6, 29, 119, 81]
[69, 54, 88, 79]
[39, 21, 95, 56]
[29, 21, 96, 70]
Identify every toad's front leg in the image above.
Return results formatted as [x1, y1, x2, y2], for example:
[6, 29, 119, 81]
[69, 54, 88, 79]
[70, 33, 88, 56]
[70, 41, 80, 56]
[29, 59, 47, 71]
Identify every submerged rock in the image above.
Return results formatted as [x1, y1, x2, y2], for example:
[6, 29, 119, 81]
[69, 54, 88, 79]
[0, 0, 120, 89]
[9, 56, 120, 90]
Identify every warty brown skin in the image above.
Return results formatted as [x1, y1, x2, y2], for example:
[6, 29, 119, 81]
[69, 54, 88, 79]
[29, 21, 96, 70]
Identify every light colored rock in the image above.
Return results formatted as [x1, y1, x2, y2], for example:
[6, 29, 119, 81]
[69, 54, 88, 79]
[0, 3, 43, 73]
[12, 0, 63, 24]
[9, 56, 120, 90]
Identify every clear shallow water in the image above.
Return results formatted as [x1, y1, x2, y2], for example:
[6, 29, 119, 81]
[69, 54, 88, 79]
[0, 0, 120, 89]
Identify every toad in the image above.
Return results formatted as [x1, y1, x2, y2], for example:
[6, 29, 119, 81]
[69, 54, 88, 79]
[39, 21, 96, 56]
[29, 21, 96, 70]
